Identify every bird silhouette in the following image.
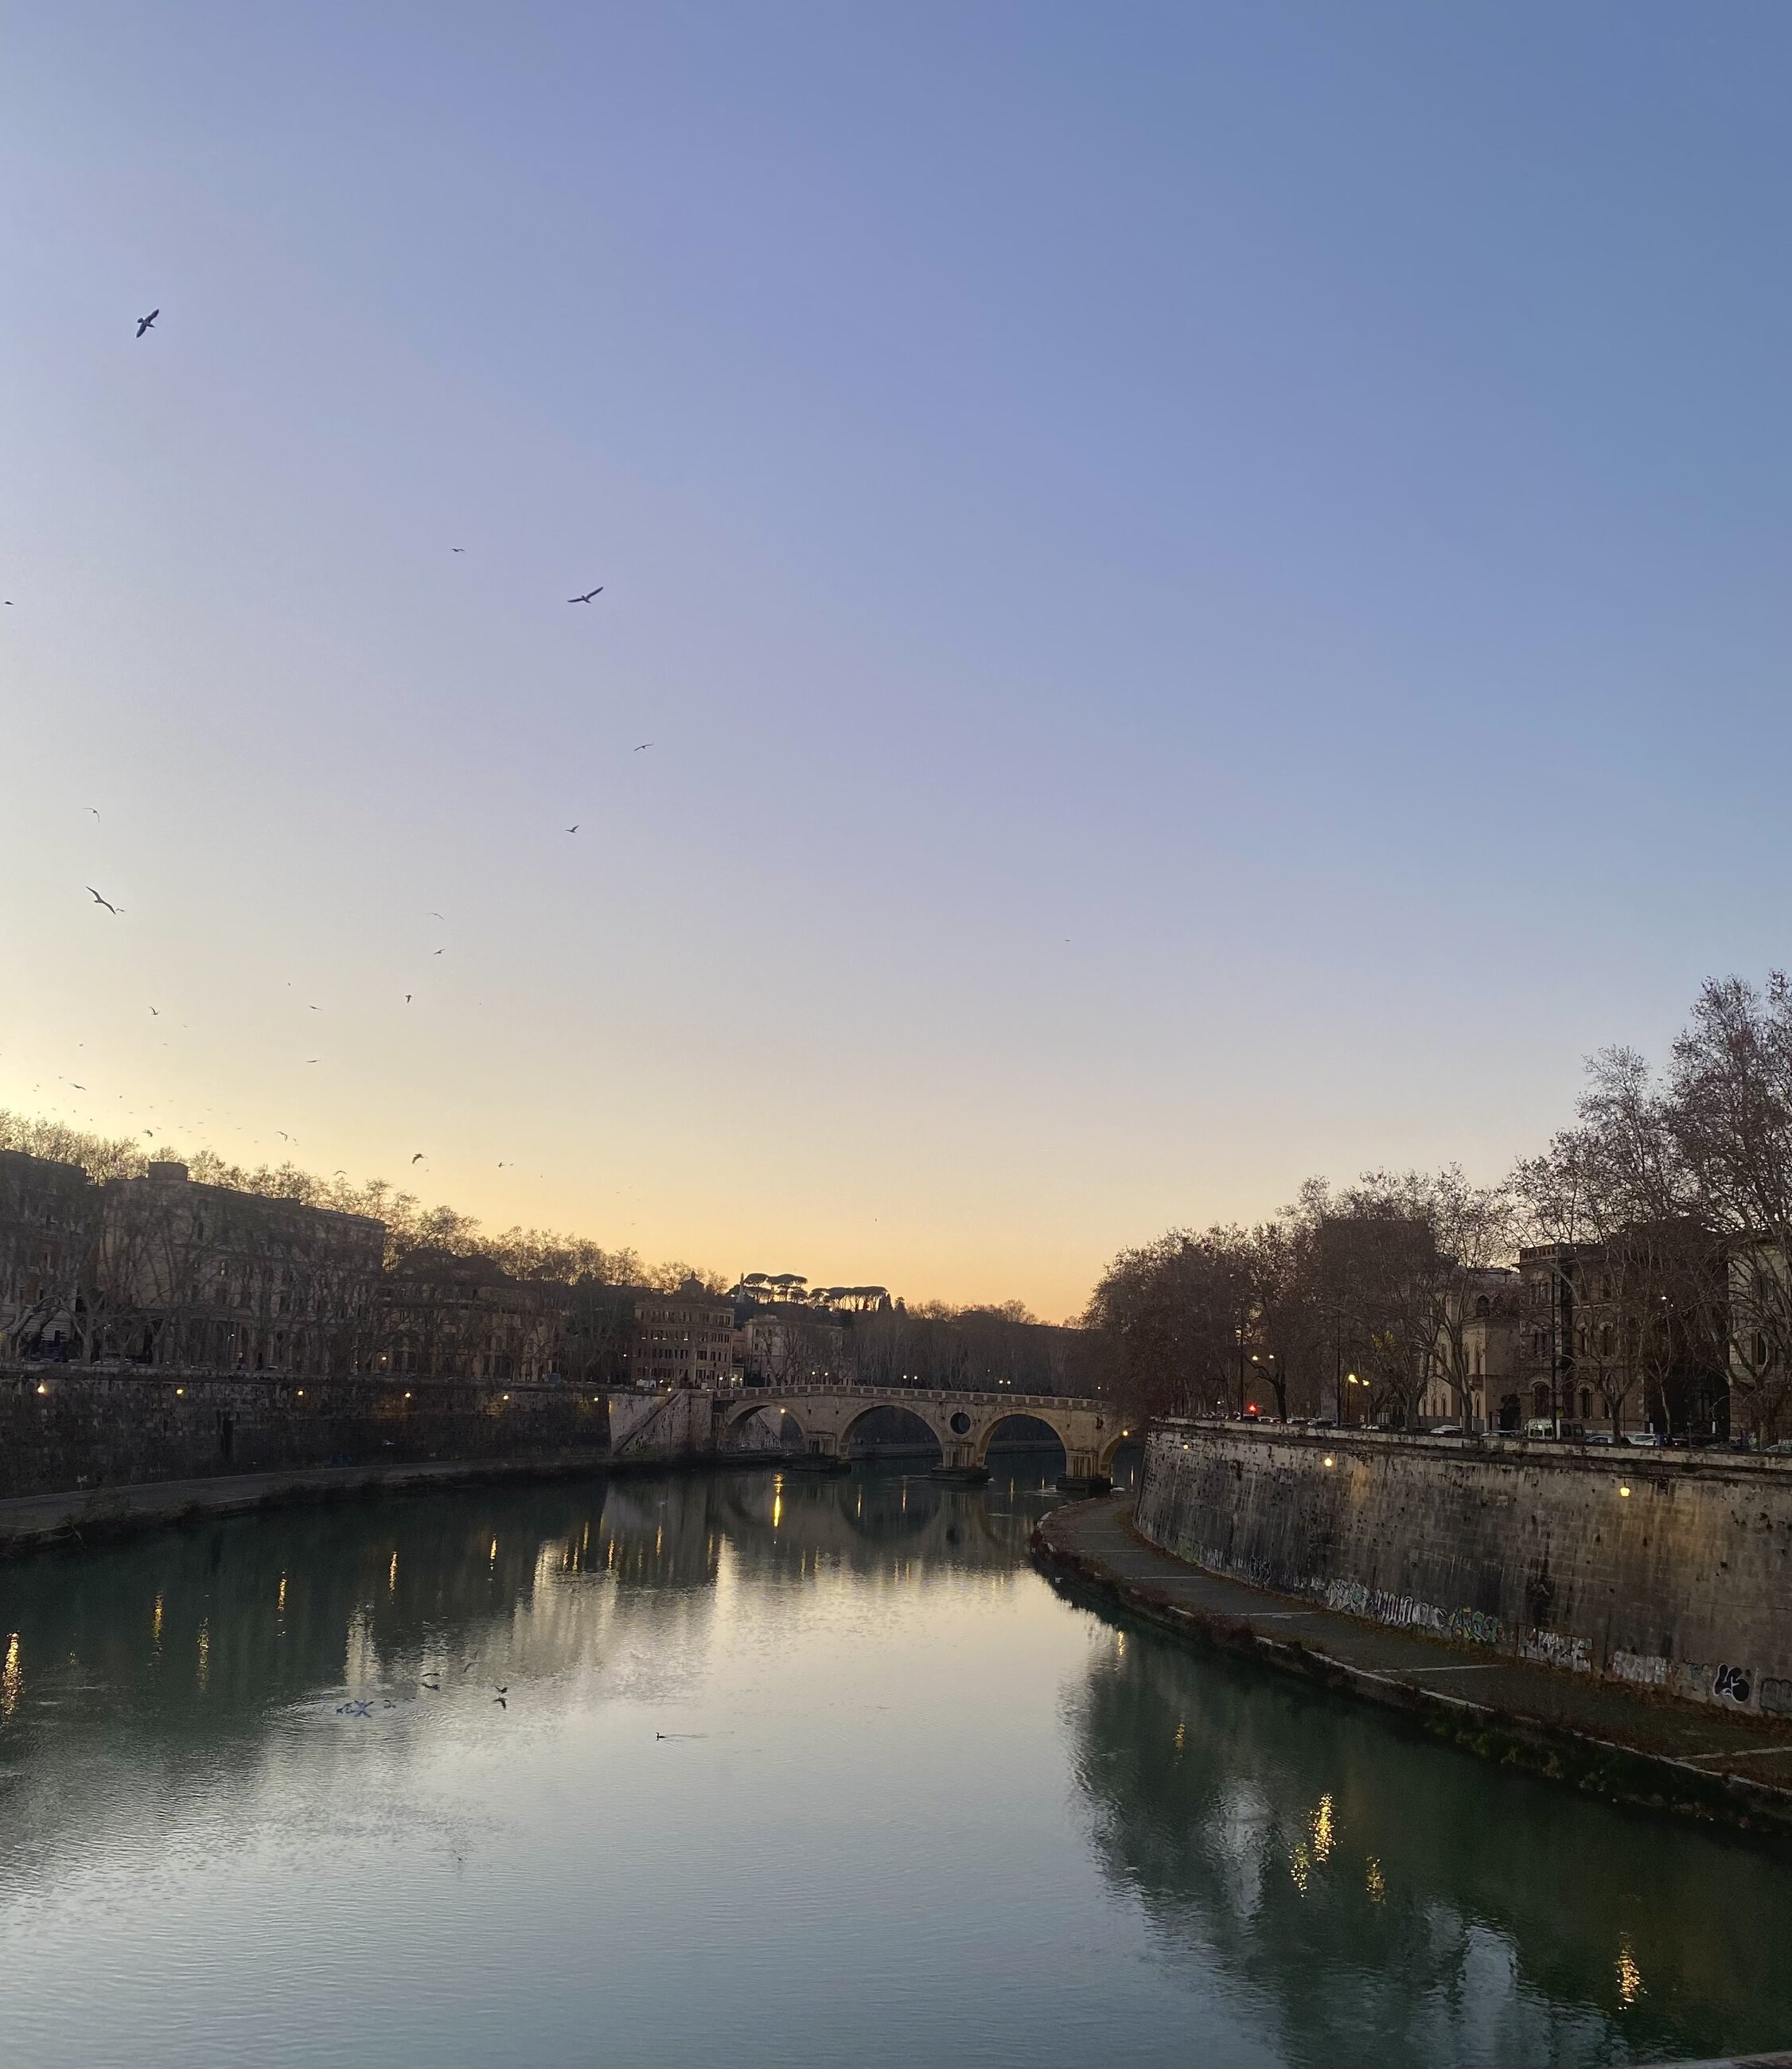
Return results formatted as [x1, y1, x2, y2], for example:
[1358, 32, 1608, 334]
[306, 1058, 319, 1065]
[633, 743, 653, 753]
[411, 1152, 425, 1163]
[567, 587, 603, 604]
[136, 309, 159, 337]
[276, 1130, 290, 1140]
[150, 1007, 158, 1016]
[493, 1685, 508, 1694]
[421, 1680, 440, 1692]
[88, 808, 100, 820]
[85, 886, 121, 915]
[493, 1696, 507, 1709]
[450, 547, 465, 554]
[404, 993, 412, 1004]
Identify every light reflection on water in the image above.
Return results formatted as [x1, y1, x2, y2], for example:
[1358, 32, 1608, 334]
[0, 1451, 1788, 2067]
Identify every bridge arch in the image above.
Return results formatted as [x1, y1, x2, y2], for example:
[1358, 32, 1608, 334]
[1097, 1422, 1141, 1473]
[973, 1409, 1070, 1470]
[722, 1397, 807, 1451]
[840, 1401, 946, 1462]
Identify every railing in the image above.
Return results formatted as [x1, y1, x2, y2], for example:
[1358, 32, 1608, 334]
[731, 1383, 1104, 1412]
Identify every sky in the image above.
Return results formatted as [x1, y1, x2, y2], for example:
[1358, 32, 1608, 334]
[2, 2, 1787, 1319]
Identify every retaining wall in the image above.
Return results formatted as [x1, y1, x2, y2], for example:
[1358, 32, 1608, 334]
[0, 1365, 610, 1498]
[1136, 1423, 1792, 1717]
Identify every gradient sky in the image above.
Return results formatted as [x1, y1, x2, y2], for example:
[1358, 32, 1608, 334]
[2, 2, 1788, 1319]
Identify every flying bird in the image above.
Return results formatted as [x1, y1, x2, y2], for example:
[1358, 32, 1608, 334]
[633, 743, 653, 753]
[493, 1697, 507, 1709]
[276, 1130, 290, 1140]
[429, 912, 446, 920]
[88, 808, 100, 820]
[565, 825, 579, 835]
[306, 1058, 319, 1065]
[567, 586, 603, 604]
[404, 993, 412, 1003]
[450, 547, 465, 554]
[85, 886, 121, 914]
[411, 1152, 425, 1163]
[136, 309, 159, 337]
[150, 1007, 158, 1016]
[70, 1083, 85, 1091]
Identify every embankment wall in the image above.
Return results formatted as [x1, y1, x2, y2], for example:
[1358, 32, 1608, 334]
[0, 1365, 610, 1498]
[1136, 1424, 1792, 1717]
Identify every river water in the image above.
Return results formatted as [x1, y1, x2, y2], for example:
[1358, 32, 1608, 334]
[2, 1456, 1791, 2068]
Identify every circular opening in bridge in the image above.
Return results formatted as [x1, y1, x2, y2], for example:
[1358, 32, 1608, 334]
[949, 1411, 973, 1436]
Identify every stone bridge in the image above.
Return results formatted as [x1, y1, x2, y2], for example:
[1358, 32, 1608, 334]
[721, 1385, 1132, 1490]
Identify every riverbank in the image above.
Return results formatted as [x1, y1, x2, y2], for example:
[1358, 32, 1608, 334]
[1033, 1496, 1792, 1845]
[0, 1444, 776, 1561]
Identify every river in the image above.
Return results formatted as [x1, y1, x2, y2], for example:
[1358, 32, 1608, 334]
[2, 1456, 1790, 2067]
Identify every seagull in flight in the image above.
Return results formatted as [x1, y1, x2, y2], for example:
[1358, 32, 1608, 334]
[565, 824, 579, 835]
[633, 742, 653, 753]
[88, 808, 100, 820]
[450, 547, 465, 554]
[567, 586, 603, 604]
[85, 886, 122, 915]
[411, 1152, 426, 1163]
[276, 1130, 290, 1140]
[136, 309, 159, 337]
[404, 993, 412, 1003]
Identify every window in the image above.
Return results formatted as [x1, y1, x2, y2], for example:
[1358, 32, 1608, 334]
[1580, 1388, 1591, 1418]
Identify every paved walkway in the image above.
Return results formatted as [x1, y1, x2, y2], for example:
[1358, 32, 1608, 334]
[1036, 1497, 1792, 1831]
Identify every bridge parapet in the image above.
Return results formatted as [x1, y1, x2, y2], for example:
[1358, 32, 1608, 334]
[721, 1384, 1134, 1488]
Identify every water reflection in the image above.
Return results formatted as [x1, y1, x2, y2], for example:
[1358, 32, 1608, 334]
[1069, 1607, 1792, 2067]
[0, 1453, 1788, 2068]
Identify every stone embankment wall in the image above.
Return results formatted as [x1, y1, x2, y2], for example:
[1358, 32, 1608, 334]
[1136, 1423, 1792, 1719]
[0, 1365, 610, 1498]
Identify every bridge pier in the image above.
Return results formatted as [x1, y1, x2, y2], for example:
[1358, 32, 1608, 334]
[791, 1432, 852, 1475]
[1057, 1448, 1112, 1496]
[930, 1440, 991, 1486]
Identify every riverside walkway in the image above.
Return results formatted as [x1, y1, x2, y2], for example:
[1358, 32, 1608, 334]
[1035, 1495, 1792, 1840]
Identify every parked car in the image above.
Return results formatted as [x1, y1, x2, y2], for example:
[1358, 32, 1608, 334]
[1523, 1417, 1558, 1440]
[1622, 1431, 1665, 1448]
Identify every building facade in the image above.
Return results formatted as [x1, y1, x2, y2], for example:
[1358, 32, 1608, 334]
[629, 1278, 736, 1390]
[379, 1249, 567, 1382]
[0, 1149, 97, 1359]
[93, 1161, 386, 1374]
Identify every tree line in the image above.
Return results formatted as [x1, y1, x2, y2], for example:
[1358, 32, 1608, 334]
[1082, 975, 1792, 1440]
